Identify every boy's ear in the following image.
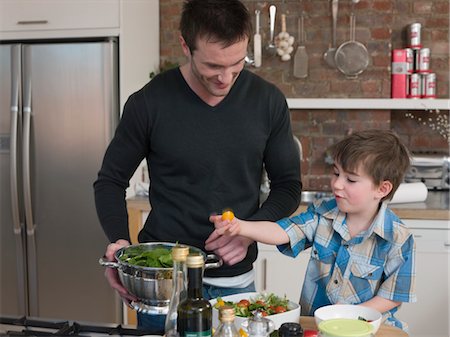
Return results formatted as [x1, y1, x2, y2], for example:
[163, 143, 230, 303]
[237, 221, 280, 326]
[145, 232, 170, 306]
[377, 180, 393, 199]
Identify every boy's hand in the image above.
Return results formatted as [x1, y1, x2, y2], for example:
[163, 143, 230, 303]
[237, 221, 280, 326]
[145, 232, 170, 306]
[209, 214, 241, 236]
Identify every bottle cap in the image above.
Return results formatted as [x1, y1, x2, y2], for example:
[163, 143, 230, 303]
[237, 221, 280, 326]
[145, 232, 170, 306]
[172, 245, 190, 262]
[278, 322, 303, 337]
[318, 319, 373, 337]
[219, 305, 235, 322]
[186, 253, 204, 268]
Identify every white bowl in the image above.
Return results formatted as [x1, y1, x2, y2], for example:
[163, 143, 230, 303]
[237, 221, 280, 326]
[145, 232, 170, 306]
[210, 292, 300, 330]
[314, 304, 382, 334]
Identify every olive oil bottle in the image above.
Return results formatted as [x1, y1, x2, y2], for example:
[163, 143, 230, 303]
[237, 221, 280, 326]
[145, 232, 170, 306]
[177, 254, 212, 337]
[165, 245, 190, 337]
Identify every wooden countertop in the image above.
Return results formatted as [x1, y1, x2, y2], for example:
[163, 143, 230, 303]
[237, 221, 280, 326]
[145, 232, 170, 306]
[299, 316, 408, 337]
[127, 191, 449, 221]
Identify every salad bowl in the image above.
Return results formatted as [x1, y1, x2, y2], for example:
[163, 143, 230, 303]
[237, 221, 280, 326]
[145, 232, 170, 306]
[210, 292, 300, 329]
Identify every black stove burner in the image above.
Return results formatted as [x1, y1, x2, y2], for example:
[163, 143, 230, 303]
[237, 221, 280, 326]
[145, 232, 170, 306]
[0, 316, 155, 336]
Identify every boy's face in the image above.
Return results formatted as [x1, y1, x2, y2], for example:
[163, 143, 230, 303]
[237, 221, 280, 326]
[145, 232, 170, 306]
[331, 162, 387, 217]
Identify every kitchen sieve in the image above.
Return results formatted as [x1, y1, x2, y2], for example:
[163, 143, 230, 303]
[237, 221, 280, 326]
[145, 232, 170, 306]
[334, 4, 369, 78]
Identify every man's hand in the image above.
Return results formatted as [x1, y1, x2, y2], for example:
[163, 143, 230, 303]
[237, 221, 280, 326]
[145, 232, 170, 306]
[205, 227, 253, 266]
[104, 239, 137, 307]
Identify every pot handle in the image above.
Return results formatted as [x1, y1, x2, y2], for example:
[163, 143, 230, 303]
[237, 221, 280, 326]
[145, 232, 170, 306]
[205, 254, 223, 269]
[98, 257, 120, 269]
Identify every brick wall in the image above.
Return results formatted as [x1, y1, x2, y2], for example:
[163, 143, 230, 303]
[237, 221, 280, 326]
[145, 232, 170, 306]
[159, 0, 449, 190]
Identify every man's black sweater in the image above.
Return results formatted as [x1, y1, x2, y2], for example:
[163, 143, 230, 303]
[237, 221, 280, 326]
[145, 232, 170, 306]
[94, 68, 301, 277]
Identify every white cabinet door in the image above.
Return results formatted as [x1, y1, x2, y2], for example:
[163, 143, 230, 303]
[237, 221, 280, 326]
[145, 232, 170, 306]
[0, 0, 119, 39]
[254, 243, 310, 303]
[395, 221, 450, 337]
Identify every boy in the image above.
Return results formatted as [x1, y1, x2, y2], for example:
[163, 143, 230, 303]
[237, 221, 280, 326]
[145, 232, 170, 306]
[210, 129, 416, 331]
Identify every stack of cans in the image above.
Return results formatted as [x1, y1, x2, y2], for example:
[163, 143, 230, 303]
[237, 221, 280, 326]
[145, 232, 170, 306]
[391, 23, 436, 99]
[406, 23, 436, 99]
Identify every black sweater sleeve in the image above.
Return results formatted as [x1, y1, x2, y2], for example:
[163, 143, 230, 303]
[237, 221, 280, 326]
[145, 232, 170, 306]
[93, 91, 149, 243]
[247, 89, 302, 222]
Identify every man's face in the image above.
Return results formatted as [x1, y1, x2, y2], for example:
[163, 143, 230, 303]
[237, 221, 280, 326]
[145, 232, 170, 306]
[188, 36, 248, 99]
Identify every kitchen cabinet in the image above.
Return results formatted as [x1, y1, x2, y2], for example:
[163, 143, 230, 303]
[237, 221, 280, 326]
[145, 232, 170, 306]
[0, 0, 120, 39]
[395, 220, 450, 337]
[254, 220, 450, 337]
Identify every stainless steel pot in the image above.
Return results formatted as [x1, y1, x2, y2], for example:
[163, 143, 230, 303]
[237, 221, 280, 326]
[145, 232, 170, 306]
[99, 242, 222, 314]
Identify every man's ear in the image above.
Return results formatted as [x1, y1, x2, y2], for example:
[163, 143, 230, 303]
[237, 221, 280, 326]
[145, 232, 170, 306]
[378, 180, 393, 199]
[179, 35, 192, 58]
[179, 35, 190, 56]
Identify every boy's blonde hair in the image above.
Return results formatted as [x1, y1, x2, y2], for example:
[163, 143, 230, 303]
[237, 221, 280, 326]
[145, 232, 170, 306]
[329, 129, 411, 201]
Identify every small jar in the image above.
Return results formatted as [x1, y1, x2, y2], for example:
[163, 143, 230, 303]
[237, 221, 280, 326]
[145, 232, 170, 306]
[242, 311, 275, 337]
[318, 319, 374, 337]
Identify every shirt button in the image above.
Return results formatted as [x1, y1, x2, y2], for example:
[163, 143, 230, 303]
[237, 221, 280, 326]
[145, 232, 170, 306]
[343, 244, 349, 248]
[334, 279, 338, 284]
[313, 250, 318, 255]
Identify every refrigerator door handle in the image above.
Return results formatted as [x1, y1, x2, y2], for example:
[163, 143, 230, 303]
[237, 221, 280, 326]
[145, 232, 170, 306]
[10, 46, 21, 234]
[10, 44, 28, 315]
[22, 45, 39, 316]
[22, 45, 35, 236]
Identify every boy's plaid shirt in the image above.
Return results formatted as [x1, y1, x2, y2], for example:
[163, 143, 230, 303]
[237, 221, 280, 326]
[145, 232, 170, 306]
[276, 199, 416, 331]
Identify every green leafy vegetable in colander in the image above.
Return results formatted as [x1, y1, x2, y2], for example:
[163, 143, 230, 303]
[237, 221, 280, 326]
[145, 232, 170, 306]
[119, 247, 173, 268]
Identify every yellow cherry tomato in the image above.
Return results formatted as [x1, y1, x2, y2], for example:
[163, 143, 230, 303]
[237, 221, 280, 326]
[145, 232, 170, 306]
[221, 210, 235, 221]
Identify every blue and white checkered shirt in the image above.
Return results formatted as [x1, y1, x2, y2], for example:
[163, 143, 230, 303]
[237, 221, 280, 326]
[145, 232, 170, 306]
[276, 198, 417, 331]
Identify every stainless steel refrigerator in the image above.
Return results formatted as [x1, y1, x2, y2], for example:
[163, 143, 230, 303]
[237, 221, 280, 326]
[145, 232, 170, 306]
[0, 39, 121, 323]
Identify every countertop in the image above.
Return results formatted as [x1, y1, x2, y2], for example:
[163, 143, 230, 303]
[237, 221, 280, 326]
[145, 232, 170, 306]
[127, 191, 449, 221]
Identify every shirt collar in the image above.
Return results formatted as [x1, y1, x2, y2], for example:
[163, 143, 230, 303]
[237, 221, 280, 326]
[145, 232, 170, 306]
[317, 199, 395, 243]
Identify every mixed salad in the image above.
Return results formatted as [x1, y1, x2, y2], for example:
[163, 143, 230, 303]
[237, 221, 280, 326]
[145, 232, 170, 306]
[214, 293, 290, 317]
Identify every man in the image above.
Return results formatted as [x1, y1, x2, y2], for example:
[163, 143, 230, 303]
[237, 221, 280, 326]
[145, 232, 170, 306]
[94, 0, 301, 332]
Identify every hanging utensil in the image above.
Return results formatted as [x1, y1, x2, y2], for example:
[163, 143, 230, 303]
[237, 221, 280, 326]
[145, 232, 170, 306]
[293, 6, 308, 78]
[334, 0, 369, 78]
[323, 0, 339, 67]
[254, 9, 262, 67]
[266, 5, 277, 56]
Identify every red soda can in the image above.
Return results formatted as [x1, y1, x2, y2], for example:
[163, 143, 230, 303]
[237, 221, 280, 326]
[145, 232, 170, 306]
[418, 48, 431, 73]
[422, 73, 436, 98]
[408, 23, 422, 49]
[405, 48, 414, 73]
[408, 73, 421, 98]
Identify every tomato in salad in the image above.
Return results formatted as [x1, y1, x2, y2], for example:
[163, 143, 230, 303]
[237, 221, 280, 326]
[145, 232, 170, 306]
[214, 293, 290, 318]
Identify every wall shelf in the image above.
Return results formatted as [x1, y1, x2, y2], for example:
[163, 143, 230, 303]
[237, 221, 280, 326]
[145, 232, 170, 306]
[287, 98, 450, 110]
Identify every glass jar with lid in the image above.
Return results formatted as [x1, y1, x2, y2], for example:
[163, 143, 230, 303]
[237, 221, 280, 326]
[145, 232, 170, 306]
[241, 310, 275, 337]
[318, 319, 374, 337]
